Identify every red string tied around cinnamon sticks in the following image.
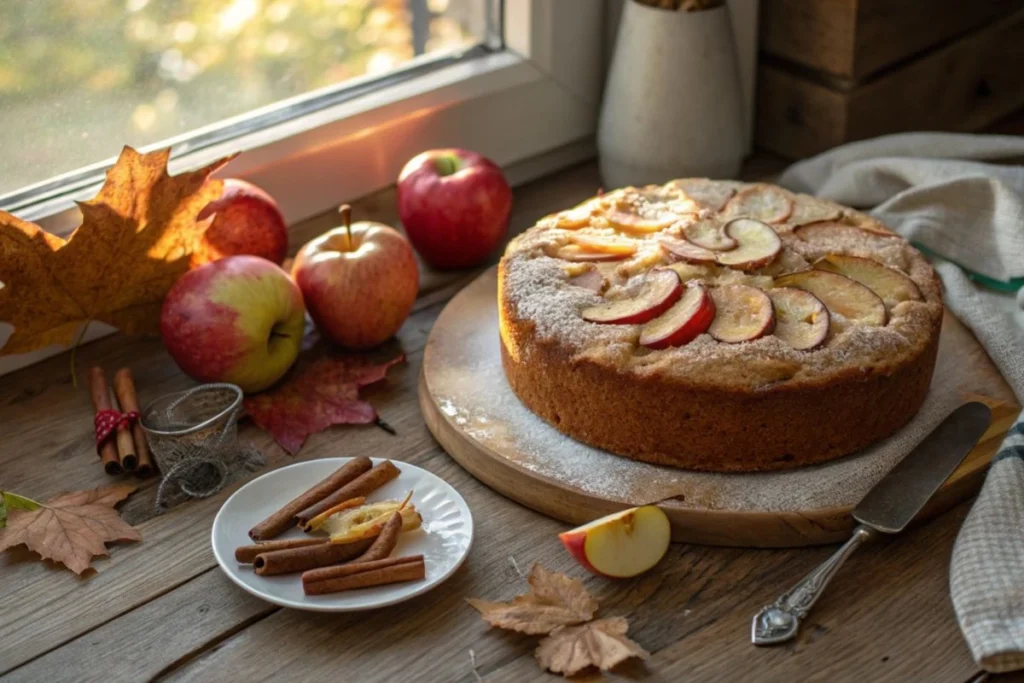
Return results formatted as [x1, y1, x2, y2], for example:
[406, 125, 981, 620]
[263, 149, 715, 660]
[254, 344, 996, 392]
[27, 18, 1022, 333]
[94, 409, 140, 453]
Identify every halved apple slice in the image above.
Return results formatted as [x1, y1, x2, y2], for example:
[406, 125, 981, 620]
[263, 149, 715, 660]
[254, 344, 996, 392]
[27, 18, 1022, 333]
[768, 287, 829, 350]
[708, 285, 775, 343]
[684, 219, 737, 251]
[639, 282, 715, 349]
[658, 237, 717, 264]
[775, 270, 887, 326]
[714, 219, 782, 271]
[814, 254, 922, 308]
[559, 505, 671, 578]
[724, 185, 793, 224]
[581, 269, 681, 324]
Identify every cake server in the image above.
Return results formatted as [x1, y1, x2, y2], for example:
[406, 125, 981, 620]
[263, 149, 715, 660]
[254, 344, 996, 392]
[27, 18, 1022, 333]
[751, 401, 992, 646]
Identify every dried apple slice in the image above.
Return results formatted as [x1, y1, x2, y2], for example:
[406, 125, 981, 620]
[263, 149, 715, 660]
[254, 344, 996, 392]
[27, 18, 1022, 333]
[582, 269, 682, 324]
[768, 287, 829, 350]
[724, 185, 793, 224]
[775, 270, 886, 326]
[658, 237, 717, 264]
[814, 254, 922, 309]
[639, 282, 716, 349]
[708, 285, 775, 343]
[714, 219, 782, 271]
[684, 219, 737, 251]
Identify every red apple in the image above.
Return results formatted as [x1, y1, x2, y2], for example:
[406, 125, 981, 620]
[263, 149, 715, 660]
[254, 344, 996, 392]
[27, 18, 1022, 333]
[397, 148, 512, 270]
[292, 205, 419, 349]
[193, 179, 289, 266]
[160, 255, 305, 393]
[559, 506, 671, 578]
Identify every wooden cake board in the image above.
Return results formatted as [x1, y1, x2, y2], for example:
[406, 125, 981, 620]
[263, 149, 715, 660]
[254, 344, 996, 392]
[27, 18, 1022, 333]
[420, 268, 1020, 547]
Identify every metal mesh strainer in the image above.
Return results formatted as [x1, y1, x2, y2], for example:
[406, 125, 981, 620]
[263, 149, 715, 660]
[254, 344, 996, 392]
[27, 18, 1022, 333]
[140, 383, 261, 509]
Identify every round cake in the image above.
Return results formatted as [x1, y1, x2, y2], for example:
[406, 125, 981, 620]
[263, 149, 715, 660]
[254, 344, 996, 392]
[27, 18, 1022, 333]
[498, 179, 943, 472]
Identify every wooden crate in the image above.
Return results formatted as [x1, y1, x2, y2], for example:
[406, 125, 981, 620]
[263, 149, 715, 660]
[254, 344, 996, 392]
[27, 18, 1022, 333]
[756, 3, 1024, 158]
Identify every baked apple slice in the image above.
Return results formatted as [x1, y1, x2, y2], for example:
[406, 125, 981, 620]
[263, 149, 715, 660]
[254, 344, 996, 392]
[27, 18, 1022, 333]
[551, 200, 599, 229]
[684, 219, 737, 251]
[708, 285, 775, 343]
[787, 198, 843, 226]
[554, 245, 628, 262]
[794, 221, 899, 244]
[723, 185, 793, 224]
[775, 270, 887, 326]
[768, 287, 829, 350]
[814, 254, 922, 308]
[669, 178, 737, 212]
[555, 233, 638, 262]
[582, 269, 682, 324]
[658, 237, 717, 264]
[714, 219, 782, 271]
[607, 211, 676, 234]
[639, 282, 715, 349]
[567, 268, 606, 293]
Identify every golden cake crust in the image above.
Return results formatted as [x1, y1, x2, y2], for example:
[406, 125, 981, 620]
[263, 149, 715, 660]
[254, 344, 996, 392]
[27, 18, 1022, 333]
[498, 179, 943, 472]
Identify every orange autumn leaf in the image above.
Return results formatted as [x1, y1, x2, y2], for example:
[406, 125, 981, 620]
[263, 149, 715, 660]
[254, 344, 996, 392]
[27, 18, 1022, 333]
[0, 146, 236, 355]
[0, 484, 141, 575]
[467, 563, 599, 634]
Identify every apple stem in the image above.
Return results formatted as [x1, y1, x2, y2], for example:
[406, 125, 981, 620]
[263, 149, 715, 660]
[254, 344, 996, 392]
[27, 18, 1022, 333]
[338, 204, 353, 251]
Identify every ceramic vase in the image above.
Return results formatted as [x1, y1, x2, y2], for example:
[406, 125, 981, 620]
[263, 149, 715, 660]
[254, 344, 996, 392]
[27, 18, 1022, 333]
[598, 0, 747, 188]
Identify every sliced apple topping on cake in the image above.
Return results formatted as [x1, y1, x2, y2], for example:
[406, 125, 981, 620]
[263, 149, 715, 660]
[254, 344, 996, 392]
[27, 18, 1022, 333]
[639, 282, 716, 350]
[787, 197, 843, 226]
[549, 200, 601, 229]
[814, 254, 922, 309]
[582, 269, 682, 324]
[555, 233, 637, 262]
[714, 219, 782, 271]
[774, 270, 887, 326]
[767, 287, 829, 350]
[667, 178, 738, 212]
[708, 285, 775, 343]
[684, 218, 738, 251]
[658, 237, 717, 264]
[567, 268, 606, 293]
[723, 184, 793, 224]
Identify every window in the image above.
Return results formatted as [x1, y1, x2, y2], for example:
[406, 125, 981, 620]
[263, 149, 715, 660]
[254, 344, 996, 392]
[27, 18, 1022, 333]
[0, 0, 496, 206]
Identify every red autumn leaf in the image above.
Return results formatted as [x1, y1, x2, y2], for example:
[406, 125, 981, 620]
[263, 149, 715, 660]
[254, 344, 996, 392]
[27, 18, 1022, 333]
[0, 484, 141, 575]
[244, 352, 404, 454]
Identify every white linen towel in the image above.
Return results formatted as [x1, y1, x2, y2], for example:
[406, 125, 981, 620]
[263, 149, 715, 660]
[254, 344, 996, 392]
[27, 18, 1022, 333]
[777, 133, 1024, 673]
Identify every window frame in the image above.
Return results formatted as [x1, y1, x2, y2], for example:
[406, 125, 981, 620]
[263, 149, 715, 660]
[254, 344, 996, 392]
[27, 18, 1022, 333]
[22, 0, 606, 236]
[1, 0, 607, 375]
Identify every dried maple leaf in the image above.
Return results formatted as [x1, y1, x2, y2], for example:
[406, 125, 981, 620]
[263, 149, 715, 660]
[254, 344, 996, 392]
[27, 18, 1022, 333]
[0, 484, 141, 575]
[535, 617, 649, 676]
[0, 146, 235, 355]
[467, 563, 599, 634]
[244, 352, 404, 454]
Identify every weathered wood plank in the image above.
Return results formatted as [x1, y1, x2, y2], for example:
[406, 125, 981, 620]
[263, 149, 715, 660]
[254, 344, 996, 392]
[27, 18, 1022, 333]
[757, 6, 1024, 158]
[761, 0, 1016, 81]
[484, 505, 979, 682]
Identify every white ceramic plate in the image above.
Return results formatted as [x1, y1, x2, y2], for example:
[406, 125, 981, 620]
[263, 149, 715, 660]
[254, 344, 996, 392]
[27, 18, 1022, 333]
[211, 457, 473, 612]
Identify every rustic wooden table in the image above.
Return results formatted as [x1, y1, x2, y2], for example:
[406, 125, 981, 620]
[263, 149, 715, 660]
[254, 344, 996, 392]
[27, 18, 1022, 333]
[2, 158, 1020, 683]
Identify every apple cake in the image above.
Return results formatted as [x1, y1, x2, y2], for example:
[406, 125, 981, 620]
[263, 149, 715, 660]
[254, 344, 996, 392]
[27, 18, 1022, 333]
[498, 179, 943, 472]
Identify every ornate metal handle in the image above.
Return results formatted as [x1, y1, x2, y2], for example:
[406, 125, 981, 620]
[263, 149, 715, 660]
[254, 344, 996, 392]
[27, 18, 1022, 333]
[751, 525, 877, 645]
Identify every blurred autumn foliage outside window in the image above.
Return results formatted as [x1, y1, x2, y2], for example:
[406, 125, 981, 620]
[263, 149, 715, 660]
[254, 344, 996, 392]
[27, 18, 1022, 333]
[0, 0, 485, 198]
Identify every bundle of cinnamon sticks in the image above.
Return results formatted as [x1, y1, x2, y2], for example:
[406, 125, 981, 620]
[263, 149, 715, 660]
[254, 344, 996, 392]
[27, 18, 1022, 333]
[88, 366, 154, 477]
[236, 458, 426, 595]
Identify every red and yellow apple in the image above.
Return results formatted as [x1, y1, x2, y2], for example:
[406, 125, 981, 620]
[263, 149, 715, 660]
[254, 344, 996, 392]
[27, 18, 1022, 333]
[397, 148, 512, 270]
[160, 255, 305, 393]
[291, 206, 419, 349]
[559, 506, 671, 578]
[193, 179, 289, 266]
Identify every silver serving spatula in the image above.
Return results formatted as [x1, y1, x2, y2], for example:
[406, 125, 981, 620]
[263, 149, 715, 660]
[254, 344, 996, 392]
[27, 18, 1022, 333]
[751, 401, 992, 646]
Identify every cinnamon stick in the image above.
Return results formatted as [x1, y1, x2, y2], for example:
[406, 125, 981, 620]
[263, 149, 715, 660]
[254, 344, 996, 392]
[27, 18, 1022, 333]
[253, 537, 373, 576]
[295, 460, 401, 527]
[248, 457, 373, 541]
[113, 368, 153, 476]
[353, 511, 402, 563]
[235, 538, 328, 564]
[115, 420, 137, 472]
[302, 554, 424, 584]
[88, 367, 121, 476]
[302, 555, 425, 595]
